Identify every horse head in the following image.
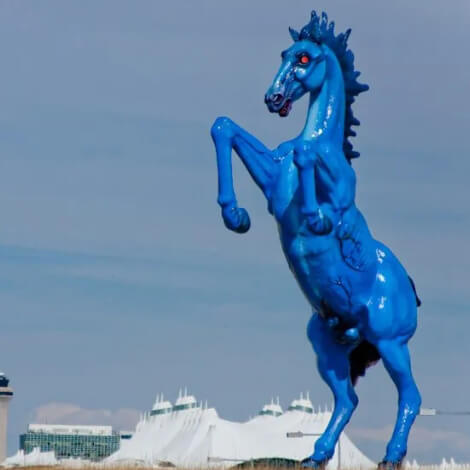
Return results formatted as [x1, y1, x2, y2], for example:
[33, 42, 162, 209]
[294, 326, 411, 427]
[264, 38, 327, 118]
[265, 11, 368, 162]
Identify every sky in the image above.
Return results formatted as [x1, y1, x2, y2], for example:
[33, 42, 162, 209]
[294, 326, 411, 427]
[0, 0, 469, 464]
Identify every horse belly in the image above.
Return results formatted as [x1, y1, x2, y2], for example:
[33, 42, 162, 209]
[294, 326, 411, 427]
[364, 244, 418, 341]
[273, 160, 374, 319]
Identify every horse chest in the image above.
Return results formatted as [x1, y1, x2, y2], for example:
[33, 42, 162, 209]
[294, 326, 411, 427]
[270, 156, 335, 222]
[270, 160, 355, 313]
[270, 157, 299, 221]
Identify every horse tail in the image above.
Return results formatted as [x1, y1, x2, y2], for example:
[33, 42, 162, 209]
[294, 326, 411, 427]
[350, 341, 381, 386]
[408, 275, 422, 307]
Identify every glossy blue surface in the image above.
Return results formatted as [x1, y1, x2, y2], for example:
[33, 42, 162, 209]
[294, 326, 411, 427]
[211, 11, 421, 468]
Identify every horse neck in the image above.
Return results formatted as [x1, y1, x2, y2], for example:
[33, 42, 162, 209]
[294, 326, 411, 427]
[301, 52, 345, 145]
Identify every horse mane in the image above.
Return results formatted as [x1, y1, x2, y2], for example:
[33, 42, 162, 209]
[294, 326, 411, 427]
[289, 11, 369, 162]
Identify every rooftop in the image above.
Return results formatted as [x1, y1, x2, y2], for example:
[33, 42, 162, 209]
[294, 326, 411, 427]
[173, 388, 199, 411]
[27, 424, 114, 436]
[258, 398, 283, 417]
[151, 394, 173, 416]
[288, 392, 314, 413]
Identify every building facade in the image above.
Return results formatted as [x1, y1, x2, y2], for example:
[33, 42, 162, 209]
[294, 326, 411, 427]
[0, 373, 14, 464]
[20, 424, 120, 461]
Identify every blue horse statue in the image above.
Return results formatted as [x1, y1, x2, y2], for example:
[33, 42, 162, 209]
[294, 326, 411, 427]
[211, 11, 421, 469]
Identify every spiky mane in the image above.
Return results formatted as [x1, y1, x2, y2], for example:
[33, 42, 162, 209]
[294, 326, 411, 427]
[290, 11, 369, 162]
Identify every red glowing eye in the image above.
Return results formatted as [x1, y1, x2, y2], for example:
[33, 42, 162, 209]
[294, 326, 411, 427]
[300, 55, 310, 64]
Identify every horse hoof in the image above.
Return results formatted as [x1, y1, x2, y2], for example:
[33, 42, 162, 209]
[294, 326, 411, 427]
[306, 211, 333, 235]
[222, 206, 251, 234]
[378, 460, 403, 470]
[301, 457, 327, 469]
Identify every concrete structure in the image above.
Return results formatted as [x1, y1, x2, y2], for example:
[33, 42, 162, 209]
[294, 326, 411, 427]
[0, 373, 13, 464]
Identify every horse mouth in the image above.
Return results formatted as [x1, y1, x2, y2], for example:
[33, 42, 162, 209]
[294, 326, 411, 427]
[265, 93, 292, 117]
[278, 99, 292, 117]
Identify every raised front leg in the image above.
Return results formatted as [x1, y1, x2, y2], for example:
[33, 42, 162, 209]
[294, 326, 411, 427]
[293, 141, 332, 235]
[303, 313, 358, 467]
[377, 339, 421, 468]
[211, 116, 278, 233]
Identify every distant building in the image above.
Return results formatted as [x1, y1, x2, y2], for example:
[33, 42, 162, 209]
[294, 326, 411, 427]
[0, 372, 14, 464]
[19, 424, 120, 461]
[108, 389, 375, 468]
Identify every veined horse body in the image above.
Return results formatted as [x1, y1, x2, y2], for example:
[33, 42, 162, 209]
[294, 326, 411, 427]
[211, 11, 421, 468]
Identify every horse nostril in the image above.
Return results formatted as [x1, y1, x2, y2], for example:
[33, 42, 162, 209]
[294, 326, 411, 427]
[271, 93, 284, 105]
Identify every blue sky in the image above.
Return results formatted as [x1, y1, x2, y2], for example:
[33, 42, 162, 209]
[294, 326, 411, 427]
[1, 0, 469, 463]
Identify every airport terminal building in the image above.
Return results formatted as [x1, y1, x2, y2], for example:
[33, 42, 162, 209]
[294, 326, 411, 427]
[108, 390, 375, 468]
[7, 390, 374, 468]
[19, 424, 121, 461]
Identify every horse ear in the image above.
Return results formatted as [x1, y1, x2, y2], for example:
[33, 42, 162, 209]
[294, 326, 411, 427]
[289, 27, 300, 41]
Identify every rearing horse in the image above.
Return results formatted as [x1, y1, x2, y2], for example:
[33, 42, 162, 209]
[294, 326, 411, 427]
[211, 11, 421, 469]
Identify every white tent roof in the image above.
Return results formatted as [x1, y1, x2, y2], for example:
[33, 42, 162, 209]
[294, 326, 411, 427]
[259, 397, 283, 416]
[3, 448, 58, 467]
[152, 393, 172, 413]
[107, 392, 375, 469]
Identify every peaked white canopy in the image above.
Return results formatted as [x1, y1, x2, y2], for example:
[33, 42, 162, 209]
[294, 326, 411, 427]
[107, 392, 375, 469]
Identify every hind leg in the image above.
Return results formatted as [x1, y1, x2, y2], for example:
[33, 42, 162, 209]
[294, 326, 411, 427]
[303, 314, 358, 467]
[376, 339, 421, 467]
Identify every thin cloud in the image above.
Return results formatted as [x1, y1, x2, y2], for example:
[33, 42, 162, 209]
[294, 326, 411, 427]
[32, 403, 140, 432]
